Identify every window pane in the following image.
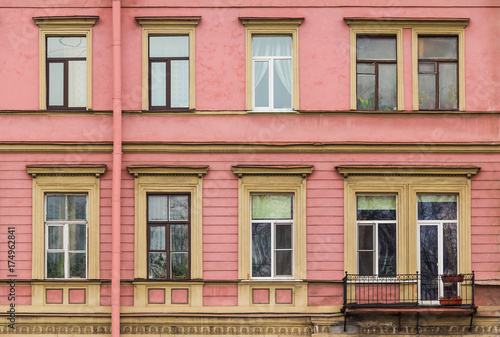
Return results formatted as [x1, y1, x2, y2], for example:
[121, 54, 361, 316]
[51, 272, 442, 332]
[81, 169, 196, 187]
[252, 195, 293, 220]
[418, 195, 457, 220]
[69, 252, 86, 278]
[149, 252, 167, 279]
[273, 59, 292, 109]
[420, 225, 438, 301]
[418, 73, 436, 109]
[252, 223, 271, 277]
[439, 63, 458, 110]
[149, 226, 166, 250]
[378, 64, 397, 111]
[68, 60, 87, 108]
[46, 194, 65, 220]
[171, 60, 189, 108]
[48, 226, 63, 249]
[419, 37, 457, 60]
[253, 36, 291, 57]
[378, 223, 396, 277]
[47, 252, 64, 278]
[357, 36, 396, 60]
[254, 61, 269, 108]
[170, 224, 188, 252]
[357, 63, 375, 74]
[67, 195, 86, 220]
[443, 223, 458, 275]
[356, 74, 375, 110]
[149, 36, 189, 58]
[419, 62, 436, 73]
[69, 224, 87, 251]
[148, 195, 169, 221]
[48, 62, 64, 106]
[169, 195, 189, 221]
[47, 37, 86, 58]
[358, 225, 373, 250]
[358, 251, 373, 275]
[275, 250, 292, 276]
[357, 196, 396, 220]
[171, 252, 189, 279]
[275, 224, 292, 249]
[151, 62, 167, 107]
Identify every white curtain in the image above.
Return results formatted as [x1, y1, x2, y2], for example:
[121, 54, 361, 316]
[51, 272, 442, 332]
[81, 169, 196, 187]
[253, 36, 292, 100]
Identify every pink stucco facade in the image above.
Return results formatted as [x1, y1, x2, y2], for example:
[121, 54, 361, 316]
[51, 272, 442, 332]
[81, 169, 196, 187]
[0, 1, 499, 336]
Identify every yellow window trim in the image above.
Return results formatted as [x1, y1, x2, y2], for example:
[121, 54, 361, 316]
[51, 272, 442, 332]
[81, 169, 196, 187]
[345, 22, 404, 111]
[239, 17, 303, 112]
[128, 165, 208, 280]
[337, 165, 478, 275]
[345, 17, 468, 112]
[34, 16, 98, 111]
[412, 25, 466, 111]
[232, 165, 313, 280]
[136, 17, 201, 111]
[27, 164, 106, 280]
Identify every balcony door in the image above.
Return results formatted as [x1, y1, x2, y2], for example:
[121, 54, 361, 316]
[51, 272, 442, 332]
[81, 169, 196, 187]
[417, 195, 458, 304]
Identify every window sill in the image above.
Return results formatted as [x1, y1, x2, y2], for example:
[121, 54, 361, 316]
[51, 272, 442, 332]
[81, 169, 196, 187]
[145, 108, 195, 113]
[248, 109, 297, 113]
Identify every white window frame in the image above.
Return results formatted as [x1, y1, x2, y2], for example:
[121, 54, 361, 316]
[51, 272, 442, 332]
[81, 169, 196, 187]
[417, 197, 459, 305]
[44, 193, 88, 279]
[250, 216, 295, 280]
[251, 36, 293, 112]
[356, 220, 398, 276]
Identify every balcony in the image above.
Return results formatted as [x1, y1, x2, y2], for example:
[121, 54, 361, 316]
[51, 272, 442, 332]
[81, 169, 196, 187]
[342, 272, 477, 332]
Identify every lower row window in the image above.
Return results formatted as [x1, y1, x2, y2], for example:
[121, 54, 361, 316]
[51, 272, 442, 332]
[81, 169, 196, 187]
[45, 194, 88, 279]
[356, 194, 458, 287]
[147, 194, 190, 279]
[251, 194, 294, 278]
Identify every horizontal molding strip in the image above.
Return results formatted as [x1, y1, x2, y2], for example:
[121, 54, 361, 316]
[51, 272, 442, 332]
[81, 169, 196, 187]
[1, 110, 500, 116]
[2, 142, 500, 154]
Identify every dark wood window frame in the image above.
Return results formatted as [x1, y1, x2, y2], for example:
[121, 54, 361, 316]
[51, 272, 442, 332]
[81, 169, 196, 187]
[418, 35, 459, 111]
[147, 193, 191, 280]
[46, 36, 87, 110]
[356, 35, 397, 111]
[148, 35, 190, 111]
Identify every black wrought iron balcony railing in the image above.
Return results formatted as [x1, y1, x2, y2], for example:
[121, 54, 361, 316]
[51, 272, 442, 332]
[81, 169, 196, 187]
[342, 272, 475, 312]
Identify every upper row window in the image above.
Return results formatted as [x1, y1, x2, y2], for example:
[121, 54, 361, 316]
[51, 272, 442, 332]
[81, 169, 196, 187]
[356, 36, 397, 111]
[347, 18, 467, 111]
[46, 37, 87, 110]
[418, 36, 458, 110]
[34, 16, 97, 111]
[149, 36, 190, 110]
[34, 17, 467, 112]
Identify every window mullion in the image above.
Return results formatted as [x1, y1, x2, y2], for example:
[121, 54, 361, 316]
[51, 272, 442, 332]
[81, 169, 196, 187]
[269, 59, 274, 110]
[63, 60, 69, 109]
[374, 222, 378, 276]
[271, 220, 275, 278]
[166, 60, 171, 109]
[166, 224, 171, 279]
[64, 223, 69, 279]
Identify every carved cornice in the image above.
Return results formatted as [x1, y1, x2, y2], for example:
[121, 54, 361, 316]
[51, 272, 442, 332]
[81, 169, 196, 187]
[127, 165, 209, 178]
[232, 165, 314, 178]
[336, 165, 480, 178]
[26, 165, 107, 178]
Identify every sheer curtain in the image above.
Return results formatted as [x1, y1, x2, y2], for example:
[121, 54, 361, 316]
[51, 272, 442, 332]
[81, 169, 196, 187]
[253, 36, 292, 102]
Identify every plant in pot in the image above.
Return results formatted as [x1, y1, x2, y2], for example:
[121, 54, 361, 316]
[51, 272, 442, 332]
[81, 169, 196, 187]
[440, 273, 463, 305]
[441, 274, 464, 283]
[440, 295, 462, 306]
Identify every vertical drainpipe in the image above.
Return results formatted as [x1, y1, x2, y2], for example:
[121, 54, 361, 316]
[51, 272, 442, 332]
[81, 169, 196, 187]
[111, 0, 122, 337]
